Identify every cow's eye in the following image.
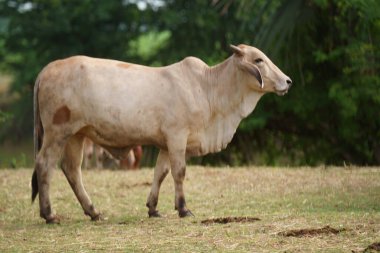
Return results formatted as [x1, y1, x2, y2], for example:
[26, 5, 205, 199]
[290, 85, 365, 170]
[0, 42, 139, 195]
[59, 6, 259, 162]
[255, 58, 263, 64]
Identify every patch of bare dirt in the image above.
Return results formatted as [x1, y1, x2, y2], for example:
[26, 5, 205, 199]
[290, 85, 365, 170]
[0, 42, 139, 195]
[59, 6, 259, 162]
[278, 225, 345, 237]
[364, 242, 380, 252]
[201, 216, 261, 225]
[119, 182, 151, 189]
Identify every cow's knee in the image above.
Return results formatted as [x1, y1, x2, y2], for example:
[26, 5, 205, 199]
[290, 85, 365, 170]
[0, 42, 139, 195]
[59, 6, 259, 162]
[171, 165, 186, 182]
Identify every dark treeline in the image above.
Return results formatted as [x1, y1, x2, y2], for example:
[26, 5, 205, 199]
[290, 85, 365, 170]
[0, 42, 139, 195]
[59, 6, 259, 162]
[0, 0, 379, 166]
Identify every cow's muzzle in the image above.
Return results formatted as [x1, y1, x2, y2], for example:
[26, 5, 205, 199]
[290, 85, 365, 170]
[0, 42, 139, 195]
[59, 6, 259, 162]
[276, 78, 292, 96]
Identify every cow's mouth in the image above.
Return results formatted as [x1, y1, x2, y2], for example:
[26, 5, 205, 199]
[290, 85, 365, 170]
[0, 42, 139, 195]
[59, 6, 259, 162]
[275, 88, 288, 96]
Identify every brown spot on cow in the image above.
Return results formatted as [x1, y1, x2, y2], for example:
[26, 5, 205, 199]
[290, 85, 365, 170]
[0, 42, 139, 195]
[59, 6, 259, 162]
[117, 63, 132, 69]
[53, 106, 71, 124]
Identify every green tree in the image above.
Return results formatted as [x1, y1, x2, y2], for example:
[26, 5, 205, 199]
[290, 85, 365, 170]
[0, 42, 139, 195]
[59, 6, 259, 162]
[152, 0, 380, 165]
[0, 0, 151, 139]
[232, 0, 380, 165]
[1, 0, 379, 166]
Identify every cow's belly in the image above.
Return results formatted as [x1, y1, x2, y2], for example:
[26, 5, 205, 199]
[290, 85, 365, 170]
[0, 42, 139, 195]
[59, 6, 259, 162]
[73, 89, 166, 147]
[78, 118, 165, 148]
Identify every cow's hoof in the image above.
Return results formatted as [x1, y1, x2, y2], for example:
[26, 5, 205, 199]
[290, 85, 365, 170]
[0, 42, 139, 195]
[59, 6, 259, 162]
[45, 215, 61, 224]
[148, 210, 162, 218]
[90, 213, 104, 221]
[179, 209, 194, 218]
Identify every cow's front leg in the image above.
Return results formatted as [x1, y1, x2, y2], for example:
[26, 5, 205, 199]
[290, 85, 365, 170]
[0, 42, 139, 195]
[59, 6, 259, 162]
[146, 150, 170, 217]
[167, 137, 193, 218]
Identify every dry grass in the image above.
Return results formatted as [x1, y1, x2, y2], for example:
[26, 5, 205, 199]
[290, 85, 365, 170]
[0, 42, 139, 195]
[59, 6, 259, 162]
[0, 166, 379, 252]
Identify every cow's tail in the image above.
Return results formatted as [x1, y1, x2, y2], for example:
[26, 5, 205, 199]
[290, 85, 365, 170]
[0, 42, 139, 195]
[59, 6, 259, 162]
[32, 74, 43, 203]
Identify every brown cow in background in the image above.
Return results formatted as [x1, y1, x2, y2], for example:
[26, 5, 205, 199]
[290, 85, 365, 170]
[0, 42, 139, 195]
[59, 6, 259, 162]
[83, 138, 143, 170]
[119, 146, 143, 170]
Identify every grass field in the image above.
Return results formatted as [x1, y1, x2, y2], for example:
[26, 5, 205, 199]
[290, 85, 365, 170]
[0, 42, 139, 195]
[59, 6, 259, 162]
[0, 139, 34, 168]
[0, 166, 379, 252]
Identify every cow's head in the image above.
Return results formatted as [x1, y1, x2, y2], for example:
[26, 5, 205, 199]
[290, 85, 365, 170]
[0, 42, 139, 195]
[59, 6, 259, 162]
[231, 44, 292, 96]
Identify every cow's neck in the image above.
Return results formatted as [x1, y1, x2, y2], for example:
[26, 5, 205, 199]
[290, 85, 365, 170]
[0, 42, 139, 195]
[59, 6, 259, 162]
[204, 57, 263, 117]
[199, 57, 264, 153]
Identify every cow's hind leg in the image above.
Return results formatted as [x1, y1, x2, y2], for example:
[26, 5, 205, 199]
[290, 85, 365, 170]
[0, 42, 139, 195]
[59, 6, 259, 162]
[146, 150, 170, 217]
[35, 135, 66, 224]
[61, 134, 102, 221]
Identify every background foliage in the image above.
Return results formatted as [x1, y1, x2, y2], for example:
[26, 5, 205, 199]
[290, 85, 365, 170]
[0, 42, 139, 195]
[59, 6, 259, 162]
[0, 0, 379, 166]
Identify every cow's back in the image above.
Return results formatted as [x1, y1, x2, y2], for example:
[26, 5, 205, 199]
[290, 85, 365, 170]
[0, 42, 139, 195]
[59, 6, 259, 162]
[37, 56, 208, 148]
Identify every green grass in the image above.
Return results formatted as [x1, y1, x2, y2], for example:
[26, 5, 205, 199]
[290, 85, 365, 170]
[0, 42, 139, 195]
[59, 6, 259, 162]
[0, 166, 379, 252]
[0, 139, 34, 168]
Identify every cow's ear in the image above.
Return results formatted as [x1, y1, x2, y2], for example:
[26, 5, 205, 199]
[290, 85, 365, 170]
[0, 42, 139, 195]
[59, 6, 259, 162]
[240, 61, 264, 88]
[230, 44, 244, 57]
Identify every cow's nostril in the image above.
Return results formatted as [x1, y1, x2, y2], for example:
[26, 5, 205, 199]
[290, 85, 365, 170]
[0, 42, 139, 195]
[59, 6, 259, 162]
[286, 79, 292, 85]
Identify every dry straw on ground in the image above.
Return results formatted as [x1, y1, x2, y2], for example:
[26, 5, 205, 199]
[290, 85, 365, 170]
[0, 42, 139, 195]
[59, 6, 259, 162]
[0, 166, 379, 252]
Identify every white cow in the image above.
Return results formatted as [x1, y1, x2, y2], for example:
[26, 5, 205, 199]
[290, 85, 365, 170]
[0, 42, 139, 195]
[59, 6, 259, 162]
[32, 44, 292, 223]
